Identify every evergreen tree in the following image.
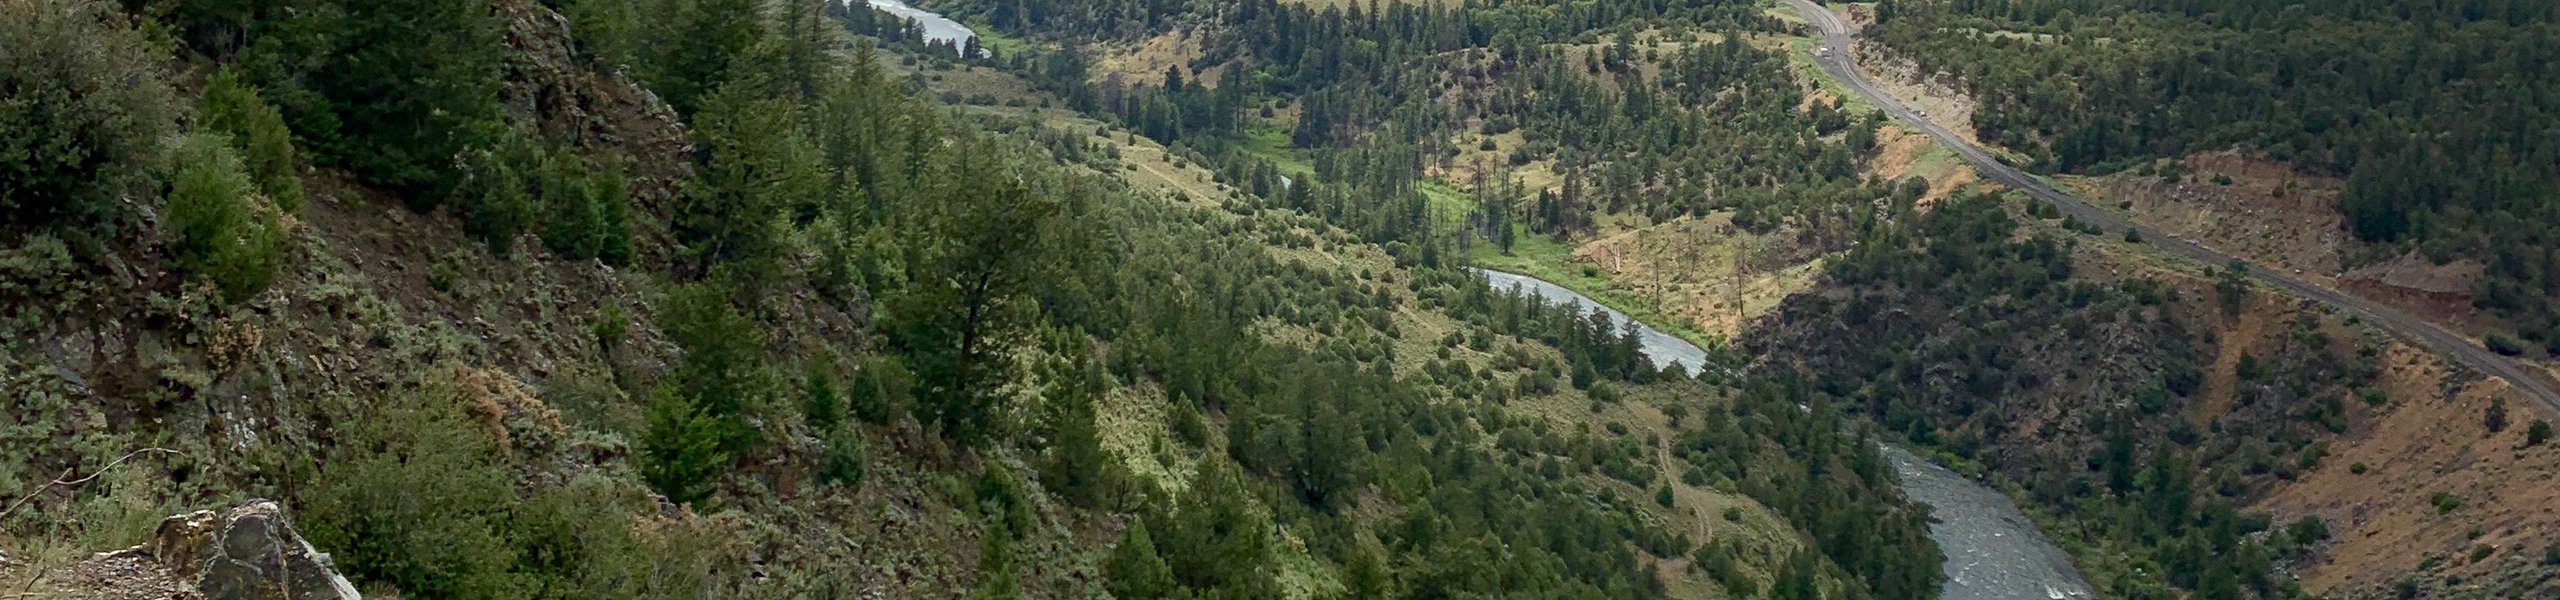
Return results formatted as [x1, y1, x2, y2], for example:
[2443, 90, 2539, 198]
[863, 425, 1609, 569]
[887, 141, 1069, 448]
[1104, 519, 1174, 599]
[319, 0, 504, 200]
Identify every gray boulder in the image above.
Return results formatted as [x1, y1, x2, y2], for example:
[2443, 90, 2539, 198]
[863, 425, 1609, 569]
[149, 500, 362, 600]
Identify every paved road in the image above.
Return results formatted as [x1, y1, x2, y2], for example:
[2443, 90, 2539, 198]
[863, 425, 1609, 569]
[1778, 0, 2560, 413]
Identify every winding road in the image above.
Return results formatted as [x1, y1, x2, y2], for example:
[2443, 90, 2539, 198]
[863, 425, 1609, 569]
[1778, 0, 2560, 413]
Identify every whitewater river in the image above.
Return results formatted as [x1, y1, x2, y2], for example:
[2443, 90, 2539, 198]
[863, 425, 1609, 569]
[1474, 268, 2095, 600]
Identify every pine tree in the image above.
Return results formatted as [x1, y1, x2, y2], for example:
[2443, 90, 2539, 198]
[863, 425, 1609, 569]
[1104, 519, 1174, 599]
[320, 0, 504, 199]
[646, 0, 767, 117]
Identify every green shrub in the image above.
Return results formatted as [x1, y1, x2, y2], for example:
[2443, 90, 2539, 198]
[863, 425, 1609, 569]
[0, 0, 179, 231]
[302, 377, 717, 599]
[639, 389, 730, 507]
[200, 67, 306, 215]
[849, 354, 912, 425]
[2485, 333, 2525, 356]
[818, 427, 865, 490]
[2431, 491, 2463, 514]
[975, 463, 1034, 538]
[300, 382, 528, 599]
[802, 367, 843, 430]
[2529, 419, 2552, 447]
[536, 150, 634, 264]
[458, 137, 534, 255]
[165, 132, 284, 304]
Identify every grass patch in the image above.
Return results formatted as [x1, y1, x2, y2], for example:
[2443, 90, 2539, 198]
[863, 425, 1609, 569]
[961, 21, 1033, 58]
[1417, 179, 1477, 229]
[1242, 127, 1315, 179]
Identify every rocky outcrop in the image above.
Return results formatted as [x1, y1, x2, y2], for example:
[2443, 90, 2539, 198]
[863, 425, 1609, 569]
[70, 501, 363, 600]
[492, 0, 692, 237]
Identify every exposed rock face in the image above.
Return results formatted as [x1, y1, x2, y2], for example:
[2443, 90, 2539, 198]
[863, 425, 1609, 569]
[149, 500, 362, 600]
[492, 0, 693, 231]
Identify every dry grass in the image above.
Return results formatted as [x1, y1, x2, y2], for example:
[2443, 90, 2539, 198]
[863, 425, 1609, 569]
[1088, 28, 1222, 87]
[2257, 341, 2560, 597]
[1866, 125, 1978, 206]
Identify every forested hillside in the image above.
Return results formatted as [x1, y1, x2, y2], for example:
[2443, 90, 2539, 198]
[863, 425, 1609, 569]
[1863, 0, 2560, 351]
[0, 1, 1949, 599]
[901, 0, 2560, 598]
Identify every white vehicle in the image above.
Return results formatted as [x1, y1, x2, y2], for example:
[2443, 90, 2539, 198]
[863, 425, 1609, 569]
[1816, 46, 1831, 58]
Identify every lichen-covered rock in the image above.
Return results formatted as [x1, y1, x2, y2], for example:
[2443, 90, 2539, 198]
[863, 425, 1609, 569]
[150, 500, 362, 600]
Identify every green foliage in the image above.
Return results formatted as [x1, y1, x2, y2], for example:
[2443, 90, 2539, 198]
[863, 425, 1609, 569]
[458, 135, 535, 255]
[678, 81, 823, 281]
[299, 383, 528, 599]
[661, 281, 772, 430]
[975, 463, 1034, 538]
[2288, 516, 2329, 547]
[884, 140, 1070, 448]
[639, 0, 767, 116]
[0, 0, 180, 232]
[639, 388, 730, 507]
[2432, 491, 2463, 515]
[2529, 419, 2552, 447]
[560, 0, 641, 69]
[165, 132, 286, 304]
[2484, 333, 2526, 357]
[300, 375, 722, 599]
[848, 354, 912, 425]
[200, 66, 306, 215]
[319, 0, 505, 199]
[535, 151, 635, 265]
[1157, 460, 1278, 597]
[591, 305, 629, 354]
[1105, 519, 1175, 600]
[818, 426, 866, 489]
[454, 135, 635, 262]
[2215, 261, 2250, 317]
[1034, 338, 1116, 508]
[802, 367, 843, 430]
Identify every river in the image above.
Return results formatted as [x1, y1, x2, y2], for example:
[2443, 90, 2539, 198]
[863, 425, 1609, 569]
[865, 0, 980, 53]
[1473, 267, 2095, 600]
[853, 0, 2092, 593]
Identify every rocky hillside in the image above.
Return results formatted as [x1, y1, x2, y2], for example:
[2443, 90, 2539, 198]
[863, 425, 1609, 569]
[1745, 191, 2560, 598]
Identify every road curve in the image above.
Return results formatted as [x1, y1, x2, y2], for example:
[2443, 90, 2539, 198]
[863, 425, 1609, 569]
[1777, 0, 2560, 413]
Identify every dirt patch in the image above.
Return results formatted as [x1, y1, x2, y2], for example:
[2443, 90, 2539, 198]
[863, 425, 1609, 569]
[2076, 152, 2355, 285]
[2339, 252, 2485, 325]
[1848, 46, 1984, 147]
[2194, 294, 2285, 425]
[1090, 28, 1221, 87]
[2256, 339, 2560, 598]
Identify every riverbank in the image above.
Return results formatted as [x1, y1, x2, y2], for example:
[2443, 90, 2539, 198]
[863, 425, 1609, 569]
[1476, 266, 2096, 600]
